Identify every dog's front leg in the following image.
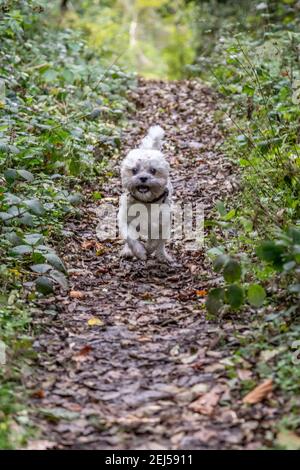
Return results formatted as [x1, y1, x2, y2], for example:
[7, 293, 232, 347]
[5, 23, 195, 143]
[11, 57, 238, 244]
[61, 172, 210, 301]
[120, 242, 133, 258]
[154, 240, 173, 264]
[118, 194, 146, 260]
[127, 236, 147, 261]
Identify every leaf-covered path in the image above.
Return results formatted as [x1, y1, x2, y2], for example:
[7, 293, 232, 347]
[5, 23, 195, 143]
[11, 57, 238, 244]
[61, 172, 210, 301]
[27, 79, 279, 450]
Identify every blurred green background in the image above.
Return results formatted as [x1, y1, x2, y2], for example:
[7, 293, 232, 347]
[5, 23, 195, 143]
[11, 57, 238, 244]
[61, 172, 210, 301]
[56, 0, 300, 79]
[58, 0, 197, 79]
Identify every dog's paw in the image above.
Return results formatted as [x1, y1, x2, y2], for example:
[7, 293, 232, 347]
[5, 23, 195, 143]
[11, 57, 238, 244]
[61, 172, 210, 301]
[132, 242, 147, 261]
[156, 250, 174, 265]
[120, 244, 133, 258]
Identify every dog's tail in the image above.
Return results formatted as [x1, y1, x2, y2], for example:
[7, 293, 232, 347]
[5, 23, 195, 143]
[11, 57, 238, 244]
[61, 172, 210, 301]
[139, 125, 165, 151]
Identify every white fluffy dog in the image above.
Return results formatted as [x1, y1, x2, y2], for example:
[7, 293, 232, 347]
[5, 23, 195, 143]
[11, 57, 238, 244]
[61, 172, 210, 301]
[118, 125, 173, 263]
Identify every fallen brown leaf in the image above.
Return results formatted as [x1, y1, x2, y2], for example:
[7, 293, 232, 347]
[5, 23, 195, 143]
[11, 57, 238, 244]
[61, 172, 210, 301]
[81, 240, 95, 250]
[73, 345, 93, 362]
[78, 345, 93, 355]
[81, 240, 104, 251]
[31, 389, 45, 399]
[188, 386, 222, 416]
[237, 369, 253, 381]
[69, 290, 85, 299]
[196, 289, 208, 297]
[138, 335, 152, 342]
[141, 292, 152, 300]
[177, 288, 195, 301]
[65, 403, 82, 412]
[188, 264, 198, 275]
[243, 379, 273, 404]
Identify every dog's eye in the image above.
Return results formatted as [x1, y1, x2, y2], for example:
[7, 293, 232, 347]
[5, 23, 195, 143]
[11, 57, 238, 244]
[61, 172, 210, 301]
[132, 168, 138, 175]
[150, 168, 156, 175]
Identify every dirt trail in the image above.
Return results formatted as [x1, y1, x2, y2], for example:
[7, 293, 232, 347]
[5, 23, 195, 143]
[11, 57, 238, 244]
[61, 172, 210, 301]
[27, 79, 278, 450]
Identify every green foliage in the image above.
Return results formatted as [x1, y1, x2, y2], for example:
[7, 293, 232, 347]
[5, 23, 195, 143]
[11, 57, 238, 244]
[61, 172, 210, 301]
[247, 284, 266, 307]
[197, 6, 300, 416]
[0, 0, 132, 296]
[206, 250, 267, 315]
[225, 284, 244, 309]
[0, 294, 33, 449]
[0, 3, 131, 176]
[206, 287, 224, 315]
[207, 211, 300, 315]
[257, 227, 300, 295]
[192, 1, 300, 224]
[0, 0, 132, 447]
[223, 259, 242, 283]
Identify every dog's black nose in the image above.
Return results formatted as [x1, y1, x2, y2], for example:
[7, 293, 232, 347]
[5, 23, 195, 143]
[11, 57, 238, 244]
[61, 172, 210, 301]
[140, 176, 148, 183]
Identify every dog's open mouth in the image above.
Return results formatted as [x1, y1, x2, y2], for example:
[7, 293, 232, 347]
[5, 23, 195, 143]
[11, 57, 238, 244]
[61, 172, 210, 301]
[137, 185, 150, 194]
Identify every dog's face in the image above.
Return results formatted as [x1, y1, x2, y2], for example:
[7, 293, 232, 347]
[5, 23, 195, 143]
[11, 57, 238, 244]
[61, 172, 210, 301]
[121, 149, 170, 202]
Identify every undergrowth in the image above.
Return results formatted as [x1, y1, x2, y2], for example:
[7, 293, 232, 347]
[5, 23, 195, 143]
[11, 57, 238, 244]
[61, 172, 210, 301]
[191, 1, 300, 444]
[0, 0, 133, 447]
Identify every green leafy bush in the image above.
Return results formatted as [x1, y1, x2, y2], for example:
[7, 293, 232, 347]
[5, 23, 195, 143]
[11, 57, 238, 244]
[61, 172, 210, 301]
[257, 227, 300, 295]
[0, 0, 133, 295]
[206, 203, 300, 316]
[0, 0, 132, 447]
[198, 3, 300, 425]
[206, 251, 266, 315]
[192, 1, 300, 224]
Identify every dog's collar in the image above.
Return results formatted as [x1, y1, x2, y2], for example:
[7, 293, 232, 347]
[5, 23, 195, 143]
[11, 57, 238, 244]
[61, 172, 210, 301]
[129, 188, 169, 204]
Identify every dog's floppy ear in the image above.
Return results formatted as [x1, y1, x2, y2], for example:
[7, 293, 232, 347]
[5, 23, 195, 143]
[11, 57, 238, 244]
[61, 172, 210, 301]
[120, 150, 138, 186]
[120, 151, 132, 174]
[164, 158, 170, 171]
[120, 158, 130, 183]
[156, 156, 170, 173]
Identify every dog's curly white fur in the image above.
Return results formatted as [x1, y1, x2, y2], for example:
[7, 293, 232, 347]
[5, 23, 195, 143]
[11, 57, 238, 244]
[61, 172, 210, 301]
[118, 125, 173, 263]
